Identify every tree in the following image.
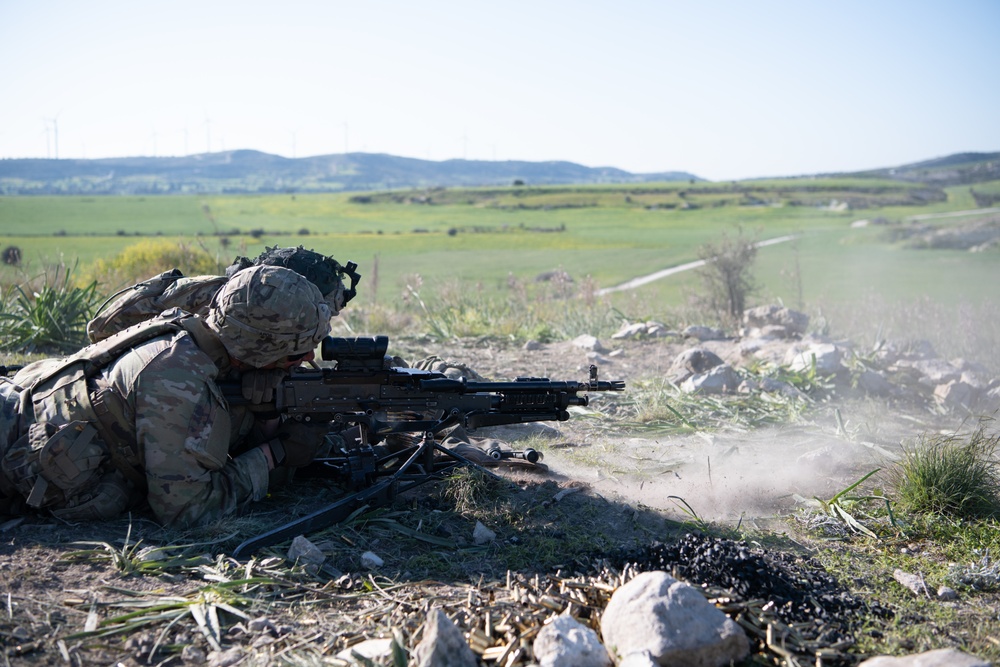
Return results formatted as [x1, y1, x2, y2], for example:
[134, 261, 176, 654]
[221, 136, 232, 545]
[697, 227, 758, 323]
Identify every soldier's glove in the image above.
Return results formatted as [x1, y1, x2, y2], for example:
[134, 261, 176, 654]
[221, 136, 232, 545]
[270, 419, 328, 468]
[241, 369, 287, 404]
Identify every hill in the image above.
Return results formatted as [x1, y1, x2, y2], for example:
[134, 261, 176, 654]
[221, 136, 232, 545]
[842, 150, 1000, 185]
[0, 150, 699, 195]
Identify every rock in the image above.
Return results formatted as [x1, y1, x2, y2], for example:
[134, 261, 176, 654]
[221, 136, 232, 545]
[600, 571, 750, 666]
[857, 648, 991, 666]
[742, 305, 809, 338]
[668, 347, 724, 384]
[181, 645, 207, 663]
[208, 648, 245, 667]
[937, 586, 959, 601]
[612, 321, 674, 339]
[288, 535, 325, 568]
[876, 339, 937, 365]
[682, 325, 727, 341]
[857, 369, 894, 396]
[680, 364, 741, 394]
[892, 569, 928, 597]
[612, 322, 650, 340]
[473, 521, 496, 545]
[904, 358, 962, 385]
[524, 340, 543, 351]
[573, 335, 606, 352]
[960, 370, 989, 390]
[934, 380, 977, 409]
[533, 614, 611, 667]
[785, 342, 843, 375]
[336, 638, 394, 663]
[618, 651, 659, 667]
[412, 608, 478, 667]
[361, 551, 384, 569]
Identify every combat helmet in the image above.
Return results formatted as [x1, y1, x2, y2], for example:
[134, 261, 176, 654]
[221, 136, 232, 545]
[207, 265, 332, 368]
[226, 246, 360, 315]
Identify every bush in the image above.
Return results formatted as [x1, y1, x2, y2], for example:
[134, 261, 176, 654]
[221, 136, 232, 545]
[85, 239, 225, 290]
[887, 420, 1000, 519]
[696, 226, 759, 324]
[0, 262, 101, 353]
[2, 246, 22, 266]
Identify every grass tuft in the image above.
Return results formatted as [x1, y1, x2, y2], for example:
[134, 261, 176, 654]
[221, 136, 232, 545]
[886, 419, 1000, 519]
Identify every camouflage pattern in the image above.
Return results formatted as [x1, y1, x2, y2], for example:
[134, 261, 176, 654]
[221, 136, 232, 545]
[227, 245, 352, 314]
[0, 330, 271, 525]
[87, 271, 227, 342]
[207, 265, 332, 368]
[104, 332, 270, 525]
[88, 246, 353, 344]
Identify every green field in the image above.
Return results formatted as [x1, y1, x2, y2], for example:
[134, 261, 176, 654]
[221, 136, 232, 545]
[2, 179, 998, 339]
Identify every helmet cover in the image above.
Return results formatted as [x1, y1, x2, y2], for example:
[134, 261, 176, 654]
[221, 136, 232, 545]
[207, 265, 331, 367]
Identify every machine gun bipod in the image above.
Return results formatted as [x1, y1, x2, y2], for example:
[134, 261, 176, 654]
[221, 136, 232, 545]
[231, 431, 507, 558]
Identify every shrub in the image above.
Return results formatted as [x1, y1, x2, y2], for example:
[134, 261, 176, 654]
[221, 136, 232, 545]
[0, 262, 101, 353]
[887, 420, 1000, 519]
[696, 226, 759, 324]
[85, 239, 225, 290]
[2, 246, 22, 266]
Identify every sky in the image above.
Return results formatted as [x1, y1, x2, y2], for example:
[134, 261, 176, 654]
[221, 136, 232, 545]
[1, 0, 998, 181]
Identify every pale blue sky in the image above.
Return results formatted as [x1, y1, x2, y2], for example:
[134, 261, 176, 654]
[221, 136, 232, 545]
[1, 0, 997, 180]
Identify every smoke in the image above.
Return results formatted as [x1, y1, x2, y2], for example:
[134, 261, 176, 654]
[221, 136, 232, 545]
[545, 412, 929, 525]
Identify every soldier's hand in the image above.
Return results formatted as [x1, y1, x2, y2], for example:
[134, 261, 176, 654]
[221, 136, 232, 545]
[272, 419, 328, 467]
[241, 368, 287, 404]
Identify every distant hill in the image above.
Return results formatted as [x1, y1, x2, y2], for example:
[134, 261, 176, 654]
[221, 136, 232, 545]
[0, 150, 700, 195]
[845, 151, 1000, 186]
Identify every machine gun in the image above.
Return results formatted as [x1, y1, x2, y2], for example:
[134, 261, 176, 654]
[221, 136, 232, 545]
[228, 335, 624, 557]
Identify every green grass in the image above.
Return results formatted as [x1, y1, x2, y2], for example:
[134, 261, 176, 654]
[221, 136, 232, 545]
[885, 420, 1000, 518]
[1, 180, 997, 341]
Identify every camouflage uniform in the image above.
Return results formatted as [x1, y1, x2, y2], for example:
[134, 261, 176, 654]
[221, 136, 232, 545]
[0, 266, 332, 526]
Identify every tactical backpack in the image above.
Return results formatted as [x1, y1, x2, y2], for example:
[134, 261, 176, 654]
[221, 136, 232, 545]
[87, 270, 226, 343]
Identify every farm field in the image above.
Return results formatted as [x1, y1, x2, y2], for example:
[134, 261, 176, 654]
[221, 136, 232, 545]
[2, 179, 997, 314]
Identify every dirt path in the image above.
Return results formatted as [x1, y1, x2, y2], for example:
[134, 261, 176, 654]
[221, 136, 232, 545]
[595, 234, 797, 295]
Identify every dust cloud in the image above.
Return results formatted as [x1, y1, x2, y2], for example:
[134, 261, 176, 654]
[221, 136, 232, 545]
[541, 412, 927, 526]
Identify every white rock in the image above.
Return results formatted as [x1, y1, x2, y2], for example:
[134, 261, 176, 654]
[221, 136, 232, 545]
[288, 535, 325, 567]
[533, 614, 611, 667]
[473, 521, 496, 545]
[785, 342, 843, 374]
[572, 334, 606, 351]
[600, 571, 749, 665]
[857, 648, 990, 667]
[335, 638, 394, 663]
[361, 551, 384, 569]
[412, 608, 478, 667]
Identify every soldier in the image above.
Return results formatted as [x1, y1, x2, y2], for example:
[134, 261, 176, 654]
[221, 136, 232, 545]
[86, 245, 359, 405]
[0, 265, 333, 526]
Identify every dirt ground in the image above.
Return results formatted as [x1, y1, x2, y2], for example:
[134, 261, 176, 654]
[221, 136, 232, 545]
[0, 333, 994, 665]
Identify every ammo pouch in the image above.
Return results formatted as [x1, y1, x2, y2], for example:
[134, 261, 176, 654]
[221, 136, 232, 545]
[2, 420, 107, 508]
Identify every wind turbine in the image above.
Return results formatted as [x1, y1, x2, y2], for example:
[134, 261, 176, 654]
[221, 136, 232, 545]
[42, 113, 62, 158]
